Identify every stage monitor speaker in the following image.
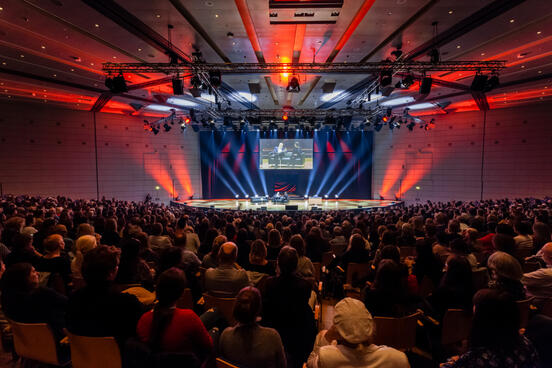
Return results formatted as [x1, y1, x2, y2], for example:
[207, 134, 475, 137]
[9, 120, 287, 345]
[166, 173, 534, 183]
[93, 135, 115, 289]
[285, 205, 298, 211]
[210, 205, 215, 209]
[260, 206, 267, 211]
[420, 77, 432, 94]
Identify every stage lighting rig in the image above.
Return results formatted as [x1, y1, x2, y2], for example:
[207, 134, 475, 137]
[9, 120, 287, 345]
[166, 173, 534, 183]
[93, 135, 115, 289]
[379, 70, 393, 87]
[105, 72, 127, 93]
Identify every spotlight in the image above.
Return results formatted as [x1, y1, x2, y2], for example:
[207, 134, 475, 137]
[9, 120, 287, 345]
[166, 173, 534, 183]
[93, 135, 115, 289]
[235, 194, 239, 199]
[429, 48, 440, 64]
[163, 123, 172, 132]
[105, 72, 127, 93]
[420, 77, 432, 94]
[382, 116, 389, 123]
[245, 194, 249, 199]
[380, 70, 393, 87]
[304, 194, 309, 199]
[324, 194, 329, 199]
[485, 74, 500, 92]
[184, 117, 191, 124]
[407, 121, 416, 131]
[334, 194, 339, 198]
[391, 49, 403, 59]
[471, 73, 488, 92]
[171, 77, 184, 95]
[286, 77, 300, 93]
[396, 74, 414, 89]
[151, 125, 160, 135]
[282, 113, 288, 121]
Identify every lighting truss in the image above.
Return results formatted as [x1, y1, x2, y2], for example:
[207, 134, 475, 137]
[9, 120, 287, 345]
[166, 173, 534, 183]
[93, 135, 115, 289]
[206, 108, 380, 120]
[103, 61, 506, 74]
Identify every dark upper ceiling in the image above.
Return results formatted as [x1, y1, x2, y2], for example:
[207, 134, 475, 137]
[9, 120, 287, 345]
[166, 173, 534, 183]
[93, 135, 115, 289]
[0, 0, 551, 117]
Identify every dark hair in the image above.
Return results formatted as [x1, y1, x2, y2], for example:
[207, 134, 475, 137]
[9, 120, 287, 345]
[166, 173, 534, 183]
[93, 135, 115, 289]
[381, 231, 396, 246]
[149, 268, 187, 351]
[289, 234, 306, 257]
[81, 245, 120, 284]
[1, 262, 34, 293]
[151, 223, 163, 236]
[450, 238, 470, 255]
[43, 234, 63, 253]
[268, 229, 282, 249]
[349, 233, 365, 252]
[470, 289, 520, 350]
[380, 245, 400, 264]
[173, 233, 187, 249]
[514, 221, 532, 236]
[13, 233, 33, 251]
[158, 246, 183, 274]
[374, 259, 403, 292]
[277, 246, 298, 275]
[492, 233, 515, 254]
[232, 287, 262, 352]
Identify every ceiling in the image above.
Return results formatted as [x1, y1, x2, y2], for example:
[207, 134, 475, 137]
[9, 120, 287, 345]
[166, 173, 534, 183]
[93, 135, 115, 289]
[0, 0, 551, 117]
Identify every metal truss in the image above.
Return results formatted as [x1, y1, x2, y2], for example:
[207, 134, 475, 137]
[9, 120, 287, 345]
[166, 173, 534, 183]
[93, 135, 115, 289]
[103, 61, 506, 74]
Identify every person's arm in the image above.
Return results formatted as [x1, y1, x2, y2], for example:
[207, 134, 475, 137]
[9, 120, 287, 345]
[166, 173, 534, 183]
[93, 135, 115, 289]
[521, 270, 543, 289]
[189, 312, 214, 358]
[271, 330, 287, 368]
[306, 329, 333, 368]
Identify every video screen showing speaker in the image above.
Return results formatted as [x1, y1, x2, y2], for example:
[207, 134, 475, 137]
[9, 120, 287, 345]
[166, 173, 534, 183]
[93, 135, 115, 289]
[259, 139, 313, 170]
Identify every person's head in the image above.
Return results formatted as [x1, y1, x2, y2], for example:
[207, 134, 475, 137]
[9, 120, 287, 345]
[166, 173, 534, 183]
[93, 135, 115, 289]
[487, 251, 523, 281]
[333, 297, 375, 346]
[492, 233, 515, 254]
[380, 230, 396, 246]
[348, 233, 365, 253]
[105, 218, 118, 233]
[12, 233, 33, 251]
[75, 235, 97, 255]
[333, 226, 343, 237]
[470, 289, 520, 349]
[380, 245, 400, 264]
[374, 259, 403, 292]
[442, 255, 473, 290]
[268, 229, 282, 248]
[450, 238, 470, 255]
[76, 223, 95, 238]
[233, 286, 262, 325]
[158, 247, 183, 274]
[52, 224, 68, 237]
[211, 234, 227, 257]
[277, 246, 298, 276]
[156, 267, 186, 308]
[151, 223, 163, 236]
[43, 234, 64, 254]
[81, 245, 120, 284]
[542, 242, 552, 266]
[249, 239, 267, 265]
[289, 234, 306, 257]
[1, 263, 39, 293]
[218, 242, 238, 265]
[448, 220, 460, 234]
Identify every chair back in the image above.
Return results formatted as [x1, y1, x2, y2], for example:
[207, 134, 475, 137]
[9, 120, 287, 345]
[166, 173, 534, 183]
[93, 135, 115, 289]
[312, 262, 322, 281]
[203, 293, 237, 325]
[345, 262, 371, 286]
[216, 357, 240, 368]
[471, 267, 489, 291]
[441, 309, 472, 346]
[373, 312, 421, 350]
[67, 331, 121, 368]
[9, 320, 60, 365]
[321, 252, 334, 267]
[176, 288, 194, 309]
[516, 297, 534, 329]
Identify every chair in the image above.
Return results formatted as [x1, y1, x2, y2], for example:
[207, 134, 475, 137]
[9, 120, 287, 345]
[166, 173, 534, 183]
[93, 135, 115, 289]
[471, 267, 489, 291]
[516, 297, 534, 329]
[399, 246, 416, 259]
[441, 309, 473, 346]
[176, 288, 194, 310]
[373, 311, 421, 350]
[203, 293, 237, 325]
[216, 357, 241, 368]
[8, 320, 68, 366]
[66, 331, 121, 368]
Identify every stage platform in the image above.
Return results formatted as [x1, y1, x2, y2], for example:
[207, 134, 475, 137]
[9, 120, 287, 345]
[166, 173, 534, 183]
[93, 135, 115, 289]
[171, 198, 401, 212]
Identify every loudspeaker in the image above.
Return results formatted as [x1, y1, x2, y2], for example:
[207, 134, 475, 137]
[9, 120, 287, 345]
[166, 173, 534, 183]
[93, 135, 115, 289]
[285, 205, 298, 211]
[420, 77, 432, 94]
[172, 78, 184, 95]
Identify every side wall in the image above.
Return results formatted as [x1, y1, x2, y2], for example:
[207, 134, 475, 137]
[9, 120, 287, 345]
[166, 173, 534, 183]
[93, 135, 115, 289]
[372, 103, 552, 203]
[0, 101, 201, 202]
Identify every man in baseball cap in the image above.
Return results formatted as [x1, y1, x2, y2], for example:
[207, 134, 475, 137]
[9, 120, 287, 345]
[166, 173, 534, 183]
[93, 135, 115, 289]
[307, 297, 410, 368]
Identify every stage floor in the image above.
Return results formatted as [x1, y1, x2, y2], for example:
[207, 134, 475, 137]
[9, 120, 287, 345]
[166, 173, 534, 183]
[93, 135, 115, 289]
[172, 198, 401, 211]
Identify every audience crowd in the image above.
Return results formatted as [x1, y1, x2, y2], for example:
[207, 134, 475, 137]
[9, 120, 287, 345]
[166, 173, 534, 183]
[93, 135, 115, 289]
[0, 194, 551, 367]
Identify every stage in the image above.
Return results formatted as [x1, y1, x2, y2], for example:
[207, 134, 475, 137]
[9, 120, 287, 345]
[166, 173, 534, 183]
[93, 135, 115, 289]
[171, 198, 401, 212]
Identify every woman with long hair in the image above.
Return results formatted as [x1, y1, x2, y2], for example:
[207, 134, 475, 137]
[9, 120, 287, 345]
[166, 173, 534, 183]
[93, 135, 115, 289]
[136, 268, 212, 359]
[219, 286, 286, 368]
[246, 239, 275, 275]
[441, 289, 539, 367]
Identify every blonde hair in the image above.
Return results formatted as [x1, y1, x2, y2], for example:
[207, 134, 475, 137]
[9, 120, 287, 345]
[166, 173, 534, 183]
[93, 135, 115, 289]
[487, 251, 523, 281]
[72, 235, 98, 277]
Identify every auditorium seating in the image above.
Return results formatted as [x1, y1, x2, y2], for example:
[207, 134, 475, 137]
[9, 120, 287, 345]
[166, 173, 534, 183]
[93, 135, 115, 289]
[373, 311, 421, 351]
[8, 320, 69, 366]
[66, 332, 121, 368]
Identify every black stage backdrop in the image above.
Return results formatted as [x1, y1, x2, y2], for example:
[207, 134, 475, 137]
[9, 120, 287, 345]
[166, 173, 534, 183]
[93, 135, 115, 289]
[199, 130, 373, 199]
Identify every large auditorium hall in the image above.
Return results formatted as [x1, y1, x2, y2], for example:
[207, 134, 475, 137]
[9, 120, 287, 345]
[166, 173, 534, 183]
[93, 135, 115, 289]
[0, 0, 551, 367]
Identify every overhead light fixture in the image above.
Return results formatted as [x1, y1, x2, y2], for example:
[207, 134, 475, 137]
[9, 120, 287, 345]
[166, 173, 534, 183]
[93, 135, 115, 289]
[408, 102, 435, 110]
[209, 70, 222, 88]
[485, 73, 500, 92]
[420, 77, 432, 94]
[471, 73, 488, 91]
[286, 77, 300, 92]
[171, 76, 183, 95]
[166, 97, 197, 107]
[146, 104, 176, 112]
[395, 74, 414, 89]
[105, 72, 127, 93]
[379, 70, 393, 87]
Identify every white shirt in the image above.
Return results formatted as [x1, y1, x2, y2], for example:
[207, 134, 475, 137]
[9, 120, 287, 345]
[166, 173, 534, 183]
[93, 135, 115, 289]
[307, 331, 410, 368]
[521, 267, 552, 303]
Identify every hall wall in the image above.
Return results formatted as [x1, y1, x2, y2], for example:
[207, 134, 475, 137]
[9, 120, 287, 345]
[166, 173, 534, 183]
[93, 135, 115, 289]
[0, 101, 201, 202]
[372, 102, 552, 203]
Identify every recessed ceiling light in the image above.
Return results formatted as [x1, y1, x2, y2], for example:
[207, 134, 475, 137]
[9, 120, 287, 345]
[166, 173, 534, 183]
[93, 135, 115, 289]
[155, 14, 161, 18]
[214, 14, 219, 18]
[448, 10, 453, 14]
[2, 62, 6, 65]
[0, 7, 3, 11]
[90, 62, 94, 65]
[387, 11, 392, 15]
[538, 70, 542, 73]
[94, 23, 100, 28]
[537, 31, 542, 35]
[138, 48, 142, 51]
[481, 53, 485, 56]
[41, 45, 46, 49]
[456, 45, 461, 49]
[70, 68, 75, 71]
[19, 54, 24, 58]
[112, 56, 117, 59]
[521, 65, 525, 68]
[52, 74, 57, 77]
[509, 19, 515, 23]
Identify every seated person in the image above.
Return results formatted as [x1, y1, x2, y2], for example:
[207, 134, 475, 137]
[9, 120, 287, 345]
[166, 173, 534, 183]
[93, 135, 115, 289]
[262, 246, 316, 368]
[204, 242, 249, 297]
[5, 233, 42, 268]
[202, 235, 227, 269]
[66, 245, 144, 346]
[137, 268, 212, 360]
[246, 239, 276, 277]
[487, 251, 526, 300]
[340, 234, 371, 272]
[441, 289, 539, 368]
[307, 297, 409, 368]
[521, 242, 552, 305]
[1, 262, 67, 341]
[71, 235, 97, 279]
[219, 287, 286, 368]
[37, 234, 72, 293]
[115, 237, 154, 291]
[289, 234, 315, 279]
